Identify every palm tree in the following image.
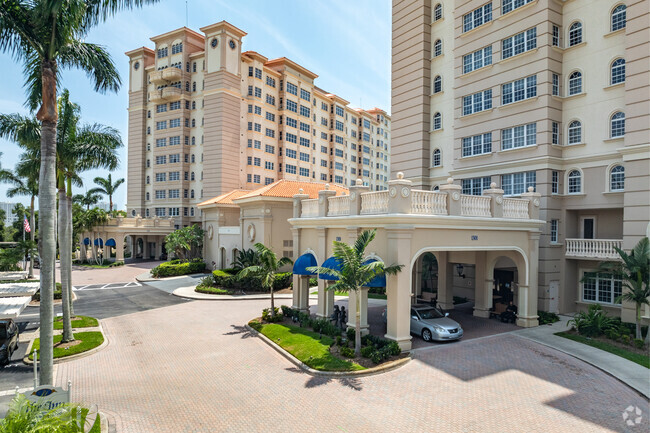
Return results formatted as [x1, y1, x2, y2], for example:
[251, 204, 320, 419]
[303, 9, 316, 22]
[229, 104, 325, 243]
[0, 0, 158, 385]
[308, 230, 403, 357]
[90, 173, 124, 212]
[82, 208, 108, 265]
[73, 190, 102, 210]
[239, 243, 293, 319]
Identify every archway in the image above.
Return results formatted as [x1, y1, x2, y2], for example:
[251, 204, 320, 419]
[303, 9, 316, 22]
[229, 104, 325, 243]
[136, 238, 144, 259]
[219, 247, 226, 269]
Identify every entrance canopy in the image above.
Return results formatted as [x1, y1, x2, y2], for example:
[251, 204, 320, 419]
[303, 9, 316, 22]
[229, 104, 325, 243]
[293, 253, 317, 275]
[105, 238, 116, 247]
[363, 258, 386, 288]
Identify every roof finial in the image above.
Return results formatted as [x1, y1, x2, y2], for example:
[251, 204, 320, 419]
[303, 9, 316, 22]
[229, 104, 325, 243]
[397, 172, 404, 180]
[298, 188, 304, 194]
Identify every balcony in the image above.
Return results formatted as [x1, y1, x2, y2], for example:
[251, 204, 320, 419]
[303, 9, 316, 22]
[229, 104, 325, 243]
[148, 90, 164, 103]
[149, 70, 165, 85]
[565, 238, 623, 260]
[162, 67, 182, 82]
[162, 87, 182, 101]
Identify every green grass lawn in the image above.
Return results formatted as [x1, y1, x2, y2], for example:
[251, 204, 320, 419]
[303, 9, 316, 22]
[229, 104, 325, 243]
[309, 290, 387, 300]
[555, 332, 649, 369]
[74, 262, 121, 268]
[251, 322, 365, 371]
[30, 332, 104, 361]
[53, 315, 98, 330]
[195, 286, 231, 295]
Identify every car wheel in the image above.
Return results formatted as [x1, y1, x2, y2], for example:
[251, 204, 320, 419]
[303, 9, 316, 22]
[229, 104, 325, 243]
[422, 328, 433, 342]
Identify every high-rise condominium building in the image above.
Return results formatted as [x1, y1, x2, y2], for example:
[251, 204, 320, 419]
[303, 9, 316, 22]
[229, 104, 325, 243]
[392, 0, 649, 321]
[125, 21, 391, 227]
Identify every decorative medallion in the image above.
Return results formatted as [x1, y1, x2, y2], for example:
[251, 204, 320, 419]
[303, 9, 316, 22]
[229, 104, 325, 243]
[207, 225, 214, 240]
[389, 187, 397, 198]
[350, 192, 356, 201]
[401, 187, 410, 198]
[134, 61, 140, 70]
[228, 40, 236, 50]
[533, 199, 540, 207]
[247, 224, 256, 242]
[452, 192, 460, 201]
[211, 38, 218, 48]
[265, 208, 271, 214]
[495, 196, 503, 204]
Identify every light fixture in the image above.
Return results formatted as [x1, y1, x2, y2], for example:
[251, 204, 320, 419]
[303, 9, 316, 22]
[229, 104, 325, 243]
[456, 264, 465, 279]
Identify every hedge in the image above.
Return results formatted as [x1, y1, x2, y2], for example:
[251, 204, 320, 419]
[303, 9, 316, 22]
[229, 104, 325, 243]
[151, 259, 206, 278]
[210, 270, 292, 292]
[32, 283, 62, 301]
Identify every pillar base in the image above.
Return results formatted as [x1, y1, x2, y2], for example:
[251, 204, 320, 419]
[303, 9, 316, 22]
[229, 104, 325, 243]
[516, 315, 539, 327]
[384, 334, 412, 351]
[473, 308, 490, 318]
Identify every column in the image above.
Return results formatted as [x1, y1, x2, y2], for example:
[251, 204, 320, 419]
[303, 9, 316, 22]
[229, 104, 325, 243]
[473, 251, 490, 318]
[517, 232, 540, 327]
[156, 236, 163, 259]
[298, 276, 310, 313]
[385, 228, 413, 351]
[142, 237, 149, 259]
[79, 234, 86, 262]
[347, 289, 370, 334]
[292, 273, 302, 310]
[317, 278, 328, 318]
[436, 252, 454, 310]
[413, 257, 422, 299]
[116, 235, 125, 263]
[316, 227, 329, 318]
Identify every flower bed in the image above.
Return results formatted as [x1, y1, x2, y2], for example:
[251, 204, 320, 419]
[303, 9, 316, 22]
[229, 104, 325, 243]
[195, 270, 293, 294]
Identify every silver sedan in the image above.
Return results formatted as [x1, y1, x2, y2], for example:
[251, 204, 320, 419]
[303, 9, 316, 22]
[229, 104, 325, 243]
[382, 304, 464, 342]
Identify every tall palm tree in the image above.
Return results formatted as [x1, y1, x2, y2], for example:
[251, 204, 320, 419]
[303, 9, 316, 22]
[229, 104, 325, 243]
[308, 230, 404, 357]
[239, 243, 293, 319]
[0, 0, 158, 385]
[73, 190, 102, 210]
[82, 207, 108, 265]
[90, 173, 124, 212]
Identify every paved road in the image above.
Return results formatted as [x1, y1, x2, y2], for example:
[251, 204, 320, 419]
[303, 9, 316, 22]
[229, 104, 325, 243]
[53, 299, 649, 433]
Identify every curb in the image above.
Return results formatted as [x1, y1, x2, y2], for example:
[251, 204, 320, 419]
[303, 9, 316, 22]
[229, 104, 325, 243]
[173, 288, 298, 301]
[135, 272, 207, 283]
[22, 321, 109, 366]
[244, 324, 411, 377]
[28, 291, 78, 307]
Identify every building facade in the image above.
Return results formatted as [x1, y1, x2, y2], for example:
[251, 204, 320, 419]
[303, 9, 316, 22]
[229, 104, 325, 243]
[125, 21, 391, 228]
[392, 0, 650, 322]
[0, 202, 19, 225]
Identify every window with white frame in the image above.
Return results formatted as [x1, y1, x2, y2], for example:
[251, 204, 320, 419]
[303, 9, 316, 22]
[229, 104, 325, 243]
[611, 5, 626, 32]
[552, 73, 560, 96]
[568, 121, 582, 145]
[286, 82, 297, 96]
[463, 46, 492, 74]
[502, 27, 536, 59]
[501, 171, 536, 196]
[433, 39, 442, 57]
[551, 171, 559, 194]
[550, 219, 558, 243]
[299, 167, 309, 177]
[611, 58, 625, 85]
[502, 0, 534, 14]
[552, 25, 561, 47]
[285, 164, 296, 174]
[610, 165, 625, 191]
[286, 100, 297, 113]
[582, 272, 622, 304]
[462, 177, 491, 196]
[567, 170, 581, 193]
[502, 75, 536, 105]
[433, 112, 442, 130]
[501, 123, 536, 150]
[432, 149, 441, 167]
[463, 89, 492, 115]
[462, 133, 492, 157]
[463, 3, 492, 33]
[611, 111, 625, 138]
[155, 190, 166, 199]
[433, 3, 442, 21]
[568, 22, 582, 46]
[568, 71, 582, 95]
[433, 76, 442, 93]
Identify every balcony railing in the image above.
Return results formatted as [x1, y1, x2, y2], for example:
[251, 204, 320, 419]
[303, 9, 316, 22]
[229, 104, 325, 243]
[565, 239, 623, 260]
[461, 195, 491, 217]
[503, 198, 530, 219]
[148, 90, 164, 103]
[162, 87, 182, 101]
[102, 216, 175, 228]
[162, 67, 182, 82]
[360, 191, 389, 214]
[411, 191, 447, 215]
[300, 199, 319, 218]
[149, 70, 165, 85]
[327, 195, 351, 216]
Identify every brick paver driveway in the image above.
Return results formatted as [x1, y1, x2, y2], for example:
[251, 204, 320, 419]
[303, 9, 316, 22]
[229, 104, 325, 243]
[56, 300, 649, 433]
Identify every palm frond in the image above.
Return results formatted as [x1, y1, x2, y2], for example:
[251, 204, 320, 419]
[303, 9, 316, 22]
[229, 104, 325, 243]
[83, 0, 161, 27]
[58, 40, 121, 93]
[73, 123, 122, 171]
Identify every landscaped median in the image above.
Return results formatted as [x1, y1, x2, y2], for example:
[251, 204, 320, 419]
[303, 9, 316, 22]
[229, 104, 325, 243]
[555, 331, 649, 368]
[25, 315, 105, 363]
[194, 269, 293, 295]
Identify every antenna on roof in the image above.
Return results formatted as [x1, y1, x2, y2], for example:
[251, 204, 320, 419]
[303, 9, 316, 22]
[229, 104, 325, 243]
[185, 0, 188, 27]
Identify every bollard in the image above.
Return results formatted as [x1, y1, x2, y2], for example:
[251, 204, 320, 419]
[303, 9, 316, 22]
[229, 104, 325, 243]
[33, 349, 38, 388]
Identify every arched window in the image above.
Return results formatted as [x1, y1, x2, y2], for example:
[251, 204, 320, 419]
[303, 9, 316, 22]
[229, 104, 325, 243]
[191, 136, 196, 145]
[146, 176, 150, 184]
[610, 165, 625, 191]
[611, 5, 626, 32]
[433, 3, 442, 21]
[185, 81, 190, 91]
[191, 172, 195, 181]
[568, 22, 582, 46]
[568, 120, 582, 145]
[433, 112, 442, 130]
[191, 189, 195, 198]
[433, 39, 442, 57]
[432, 149, 441, 167]
[568, 71, 582, 95]
[610, 112, 625, 138]
[432, 185, 440, 191]
[568, 170, 582, 194]
[611, 58, 625, 85]
[192, 82, 196, 92]
[191, 101, 196, 109]
[191, 119, 196, 127]
[433, 75, 442, 93]
[145, 192, 150, 201]
[146, 127, 151, 135]
[191, 154, 195, 163]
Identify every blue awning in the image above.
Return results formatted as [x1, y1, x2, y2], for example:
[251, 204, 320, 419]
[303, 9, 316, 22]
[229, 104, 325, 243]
[318, 256, 342, 280]
[363, 258, 386, 288]
[105, 238, 116, 247]
[292, 253, 317, 275]
[83, 238, 90, 245]
[94, 238, 104, 247]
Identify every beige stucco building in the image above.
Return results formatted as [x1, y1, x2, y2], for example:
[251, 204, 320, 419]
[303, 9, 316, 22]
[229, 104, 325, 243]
[125, 21, 391, 229]
[391, 0, 650, 322]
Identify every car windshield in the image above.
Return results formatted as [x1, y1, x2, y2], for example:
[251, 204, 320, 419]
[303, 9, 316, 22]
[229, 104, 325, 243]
[417, 308, 444, 320]
[0, 326, 6, 340]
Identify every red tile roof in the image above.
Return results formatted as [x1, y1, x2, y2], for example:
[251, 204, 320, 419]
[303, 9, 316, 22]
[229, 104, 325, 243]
[197, 189, 252, 207]
[235, 179, 348, 200]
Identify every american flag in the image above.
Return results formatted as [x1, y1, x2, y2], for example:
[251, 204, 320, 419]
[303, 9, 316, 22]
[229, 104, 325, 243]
[23, 216, 31, 233]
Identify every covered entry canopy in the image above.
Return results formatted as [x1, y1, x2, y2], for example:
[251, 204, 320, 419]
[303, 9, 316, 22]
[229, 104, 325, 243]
[293, 253, 317, 275]
[318, 257, 341, 280]
[363, 259, 386, 288]
[0, 296, 32, 319]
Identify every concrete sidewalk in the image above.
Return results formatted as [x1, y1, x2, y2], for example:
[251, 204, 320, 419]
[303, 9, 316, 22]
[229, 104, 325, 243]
[172, 284, 351, 301]
[515, 315, 649, 398]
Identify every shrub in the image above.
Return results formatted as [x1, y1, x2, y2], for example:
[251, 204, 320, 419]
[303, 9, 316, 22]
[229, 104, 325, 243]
[346, 328, 355, 342]
[248, 320, 262, 332]
[538, 310, 560, 325]
[32, 283, 62, 301]
[108, 261, 125, 267]
[604, 328, 620, 341]
[212, 270, 235, 288]
[262, 307, 282, 322]
[620, 334, 631, 344]
[151, 259, 206, 278]
[308, 277, 318, 287]
[633, 338, 645, 349]
[568, 304, 616, 337]
[360, 345, 375, 358]
[340, 346, 355, 358]
[336, 336, 343, 346]
[197, 275, 215, 288]
[195, 286, 230, 295]
[273, 272, 293, 291]
[281, 305, 296, 317]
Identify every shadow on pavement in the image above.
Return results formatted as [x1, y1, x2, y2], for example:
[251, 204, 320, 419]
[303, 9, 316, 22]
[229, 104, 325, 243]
[284, 367, 363, 391]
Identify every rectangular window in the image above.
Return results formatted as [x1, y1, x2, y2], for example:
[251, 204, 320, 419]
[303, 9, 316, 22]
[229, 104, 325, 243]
[552, 73, 560, 96]
[169, 136, 180, 146]
[321, 117, 328, 126]
[462, 89, 492, 115]
[502, 28, 536, 59]
[335, 106, 344, 117]
[254, 123, 261, 132]
[156, 47, 168, 58]
[502, 75, 537, 105]
[502, 0, 534, 14]
[169, 171, 180, 181]
[320, 159, 327, 167]
[266, 95, 275, 106]
[155, 173, 166, 182]
[285, 149, 297, 159]
[300, 89, 311, 101]
[582, 272, 622, 304]
[253, 157, 261, 167]
[156, 156, 167, 165]
[463, 46, 493, 74]
[254, 87, 262, 98]
[254, 140, 261, 149]
[255, 68, 262, 79]
[266, 76, 276, 87]
[552, 25, 560, 47]
[168, 189, 180, 199]
[286, 117, 297, 128]
[552, 170, 559, 194]
[552, 122, 560, 145]
[285, 164, 297, 174]
[265, 177, 274, 185]
[253, 174, 260, 184]
[265, 144, 275, 154]
[299, 167, 309, 177]
[461, 177, 491, 196]
[247, 86, 253, 96]
[501, 171, 536, 196]
[299, 105, 310, 117]
[335, 120, 344, 131]
[462, 133, 492, 157]
[299, 137, 310, 148]
[155, 190, 166, 199]
[501, 123, 536, 150]
[299, 152, 309, 162]
[265, 161, 274, 170]
[248, 66, 254, 77]
[335, 136, 344, 145]
[299, 122, 310, 133]
[156, 121, 167, 130]
[463, 3, 492, 33]
[286, 82, 297, 95]
[156, 138, 167, 147]
[286, 100, 297, 113]
[265, 128, 275, 138]
[253, 106, 261, 115]
[169, 118, 181, 128]
[247, 174, 252, 183]
[321, 146, 328, 153]
[266, 112, 275, 122]
[321, 102, 328, 111]
[286, 133, 297, 144]
[156, 104, 167, 113]
[334, 175, 343, 184]
[550, 219, 558, 243]
[335, 148, 344, 157]
[363, 119, 371, 129]
[363, 132, 370, 142]
[169, 154, 180, 163]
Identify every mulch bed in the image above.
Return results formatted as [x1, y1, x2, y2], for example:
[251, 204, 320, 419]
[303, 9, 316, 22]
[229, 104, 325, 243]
[563, 329, 649, 356]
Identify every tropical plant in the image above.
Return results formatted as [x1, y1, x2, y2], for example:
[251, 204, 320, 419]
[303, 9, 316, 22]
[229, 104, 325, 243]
[0, 248, 23, 272]
[232, 248, 261, 271]
[164, 225, 204, 260]
[1, 0, 158, 385]
[307, 229, 404, 357]
[568, 304, 617, 337]
[81, 208, 108, 265]
[239, 243, 293, 319]
[72, 190, 102, 210]
[90, 173, 124, 211]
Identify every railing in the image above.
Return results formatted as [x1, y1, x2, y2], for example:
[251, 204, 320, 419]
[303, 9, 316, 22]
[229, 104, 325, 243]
[162, 67, 182, 81]
[162, 87, 182, 100]
[148, 90, 163, 102]
[360, 191, 389, 214]
[327, 195, 351, 216]
[103, 217, 174, 228]
[411, 191, 447, 215]
[301, 199, 319, 218]
[503, 198, 529, 219]
[149, 70, 165, 84]
[460, 195, 491, 217]
[565, 239, 623, 260]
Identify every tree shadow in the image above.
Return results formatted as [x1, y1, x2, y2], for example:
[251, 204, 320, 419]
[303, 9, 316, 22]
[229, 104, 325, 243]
[223, 324, 256, 339]
[284, 367, 363, 391]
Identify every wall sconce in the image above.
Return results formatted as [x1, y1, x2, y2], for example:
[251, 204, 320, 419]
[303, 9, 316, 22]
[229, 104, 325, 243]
[456, 264, 465, 279]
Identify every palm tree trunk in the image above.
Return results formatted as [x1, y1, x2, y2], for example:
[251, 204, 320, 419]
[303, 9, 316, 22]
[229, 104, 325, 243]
[636, 304, 641, 340]
[355, 290, 361, 357]
[109, 195, 113, 212]
[28, 195, 35, 279]
[66, 193, 74, 316]
[270, 286, 275, 318]
[57, 186, 73, 342]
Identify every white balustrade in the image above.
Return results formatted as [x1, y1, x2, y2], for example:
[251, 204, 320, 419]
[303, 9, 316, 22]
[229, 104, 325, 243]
[327, 195, 351, 216]
[565, 239, 623, 260]
[411, 190, 447, 215]
[503, 198, 529, 219]
[360, 191, 389, 215]
[300, 199, 319, 218]
[460, 195, 491, 217]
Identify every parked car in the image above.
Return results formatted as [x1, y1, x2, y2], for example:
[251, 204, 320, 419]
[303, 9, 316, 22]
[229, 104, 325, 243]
[382, 304, 463, 342]
[0, 319, 19, 365]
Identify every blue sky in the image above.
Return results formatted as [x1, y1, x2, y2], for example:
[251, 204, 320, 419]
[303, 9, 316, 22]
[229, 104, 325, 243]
[0, 0, 391, 210]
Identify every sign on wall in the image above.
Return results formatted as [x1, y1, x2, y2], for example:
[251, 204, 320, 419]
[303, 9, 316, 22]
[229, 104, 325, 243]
[22, 385, 70, 410]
